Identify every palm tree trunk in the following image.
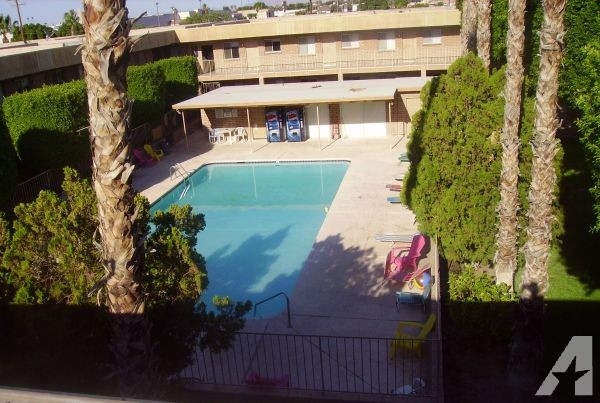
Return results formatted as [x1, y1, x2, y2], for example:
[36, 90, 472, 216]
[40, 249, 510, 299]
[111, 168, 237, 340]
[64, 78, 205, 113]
[81, 0, 152, 396]
[495, 0, 527, 288]
[509, 0, 566, 396]
[461, 0, 477, 55]
[522, 0, 565, 302]
[476, 0, 492, 70]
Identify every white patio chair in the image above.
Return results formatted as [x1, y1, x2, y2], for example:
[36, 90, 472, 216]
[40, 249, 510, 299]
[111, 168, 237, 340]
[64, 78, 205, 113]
[233, 127, 248, 143]
[208, 128, 223, 144]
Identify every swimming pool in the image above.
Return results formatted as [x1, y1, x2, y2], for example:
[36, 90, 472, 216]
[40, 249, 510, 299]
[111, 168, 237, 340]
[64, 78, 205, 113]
[151, 160, 349, 317]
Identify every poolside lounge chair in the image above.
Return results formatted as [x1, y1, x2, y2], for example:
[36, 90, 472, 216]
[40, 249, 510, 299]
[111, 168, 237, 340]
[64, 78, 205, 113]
[386, 183, 402, 191]
[398, 153, 409, 162]
[132, 148, 155, 167]
[144, 143, 164, 161]
[389, 313, 437, 359]
[393, 173, 404, 181]
[387, 196, 402, 203]
[384, 234, 427, 281]
[374, 233, 418, 243]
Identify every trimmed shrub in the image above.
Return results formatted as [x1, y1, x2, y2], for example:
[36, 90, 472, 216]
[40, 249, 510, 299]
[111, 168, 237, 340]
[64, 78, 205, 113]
[0, 110, 17, 212]
[2, 80, 89, 178]
[404, 54, 505, 265]
[127, 63, 166, 128]
[154, 56, 199, 107]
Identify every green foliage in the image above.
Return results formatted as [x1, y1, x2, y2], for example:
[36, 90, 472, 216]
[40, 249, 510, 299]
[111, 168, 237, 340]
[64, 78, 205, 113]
[0, 213, 12, 304]
[490, 0, 543, 96]
[127, 63, 166, 128]
[1, 80, 89, 178]
[144, 204, 207, 304]
[0, 110, 17, 212]
[574, 40, 600, 232]
[359, 0, 389, 10]
[560, 0, 600, 112]
[196, 296, 253, 353]
[2, 168, 251, 372]
[56, 9, 84, 37]
[449, 266, 514, 303]
[447, 266, 515, 342]
[181, 11, 232, 24]
[2, 168, 99, 304]
[10, 23, 54, 41]
[405, 54, 505, 265]
[153, 56, 199, 107]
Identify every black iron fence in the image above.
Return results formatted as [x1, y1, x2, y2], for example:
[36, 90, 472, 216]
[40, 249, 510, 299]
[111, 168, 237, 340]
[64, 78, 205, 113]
[180, 332, 441, 399]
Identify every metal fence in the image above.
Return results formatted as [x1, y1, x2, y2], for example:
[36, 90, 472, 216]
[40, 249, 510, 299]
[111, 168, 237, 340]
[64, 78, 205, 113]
[11, 169, 64, 207]
[180, 332, 441, 399]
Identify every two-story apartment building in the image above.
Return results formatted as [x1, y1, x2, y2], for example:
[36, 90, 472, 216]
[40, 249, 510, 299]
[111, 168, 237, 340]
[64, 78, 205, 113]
[173, 7, 461, 140]
[0, 7, 461, 142]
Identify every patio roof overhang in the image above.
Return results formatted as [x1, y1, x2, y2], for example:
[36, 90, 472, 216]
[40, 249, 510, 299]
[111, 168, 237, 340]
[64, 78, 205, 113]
[172, 77, 431, 111]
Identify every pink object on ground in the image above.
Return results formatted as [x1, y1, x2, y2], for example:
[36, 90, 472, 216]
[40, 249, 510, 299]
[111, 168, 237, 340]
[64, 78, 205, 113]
[383, 234, 427, 281]
[244, 371, 290, 388]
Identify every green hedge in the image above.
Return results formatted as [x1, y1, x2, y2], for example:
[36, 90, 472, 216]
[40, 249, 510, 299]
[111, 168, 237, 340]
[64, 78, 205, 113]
[1, 56, 198, 184]
[127, 63, 166, 128]
[0, 110, 17, 212]
[154, 56, 199, 107]
[2, 80, 89, 178]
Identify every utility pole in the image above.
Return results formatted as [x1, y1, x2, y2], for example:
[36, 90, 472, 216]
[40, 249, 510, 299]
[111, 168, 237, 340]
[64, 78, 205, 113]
[155, 2, 159, 26]
[8, 0, 26, 43]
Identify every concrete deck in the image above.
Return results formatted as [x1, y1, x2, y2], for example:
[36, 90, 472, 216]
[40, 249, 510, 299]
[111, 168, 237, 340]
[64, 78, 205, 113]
[132, 130, 440, 399]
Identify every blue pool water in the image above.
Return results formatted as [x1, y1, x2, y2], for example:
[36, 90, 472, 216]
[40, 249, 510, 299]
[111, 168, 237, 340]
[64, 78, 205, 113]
[151, 161, 349, 317]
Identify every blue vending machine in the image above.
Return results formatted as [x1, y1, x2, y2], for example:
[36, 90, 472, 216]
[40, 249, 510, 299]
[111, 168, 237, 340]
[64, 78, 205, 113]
[265, 109, 284, 142]
[285, 108, 305, 142]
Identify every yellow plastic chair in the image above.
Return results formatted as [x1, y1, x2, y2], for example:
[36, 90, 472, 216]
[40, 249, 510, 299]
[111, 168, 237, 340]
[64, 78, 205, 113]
[144, 144, 164, 161]
[389, 313, 437, 359]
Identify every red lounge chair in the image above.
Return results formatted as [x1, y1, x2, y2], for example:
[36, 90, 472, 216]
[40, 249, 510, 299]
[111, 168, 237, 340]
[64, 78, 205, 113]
[133, 148, 155, 167]
[384, 234, 427, 281]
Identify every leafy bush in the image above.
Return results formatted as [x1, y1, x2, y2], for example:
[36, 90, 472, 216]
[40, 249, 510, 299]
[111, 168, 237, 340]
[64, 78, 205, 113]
[574, 40, 600, 231]
[154, 56, 199, 107]
[127, 63, 166, 128]
[1, 80, 89, 178]
[1, 168, 251, 382]
[404, 54, 505, 265]
[0, 111, 17, 212]
[447, 266, 515, 342]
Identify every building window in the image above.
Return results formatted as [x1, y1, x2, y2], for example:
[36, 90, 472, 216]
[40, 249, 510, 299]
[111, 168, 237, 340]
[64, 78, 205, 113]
[341, 33, 359, 49]
[423, 28, 442, 45]
[265, 39, 281, 53]
[224, 42, 240, 59]
[215, 108, 238, 118]
[378, 31, 395, 51]
[298, 36, 316, 55]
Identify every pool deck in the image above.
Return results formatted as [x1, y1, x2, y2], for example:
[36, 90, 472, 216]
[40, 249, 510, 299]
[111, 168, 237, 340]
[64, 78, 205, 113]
[133, 130, 441, 400]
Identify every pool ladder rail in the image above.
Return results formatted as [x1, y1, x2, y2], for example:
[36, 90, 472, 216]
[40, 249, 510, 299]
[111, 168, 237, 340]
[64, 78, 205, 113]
[169, 163, 191, 200]
[253, 292, 292, 328]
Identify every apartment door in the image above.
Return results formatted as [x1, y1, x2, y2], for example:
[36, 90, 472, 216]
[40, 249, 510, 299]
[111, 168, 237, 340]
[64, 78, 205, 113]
[305, 104, 330, 140]
[340, 102, 386, 138]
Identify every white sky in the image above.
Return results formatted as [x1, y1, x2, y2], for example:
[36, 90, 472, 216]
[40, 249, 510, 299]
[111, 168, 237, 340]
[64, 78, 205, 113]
[0, 0, 285, 27]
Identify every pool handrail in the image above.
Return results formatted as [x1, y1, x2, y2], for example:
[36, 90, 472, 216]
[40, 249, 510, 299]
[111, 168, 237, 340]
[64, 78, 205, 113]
[253, 292, 292, 328]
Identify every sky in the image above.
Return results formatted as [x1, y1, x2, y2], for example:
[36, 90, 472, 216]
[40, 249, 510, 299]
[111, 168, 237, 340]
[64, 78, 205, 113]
[0, 0, 282, 27]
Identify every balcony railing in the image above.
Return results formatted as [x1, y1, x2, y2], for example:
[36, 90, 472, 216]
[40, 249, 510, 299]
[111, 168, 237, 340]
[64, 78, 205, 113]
[198, 47, 461, 80]
[178, 331, 441, 400]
